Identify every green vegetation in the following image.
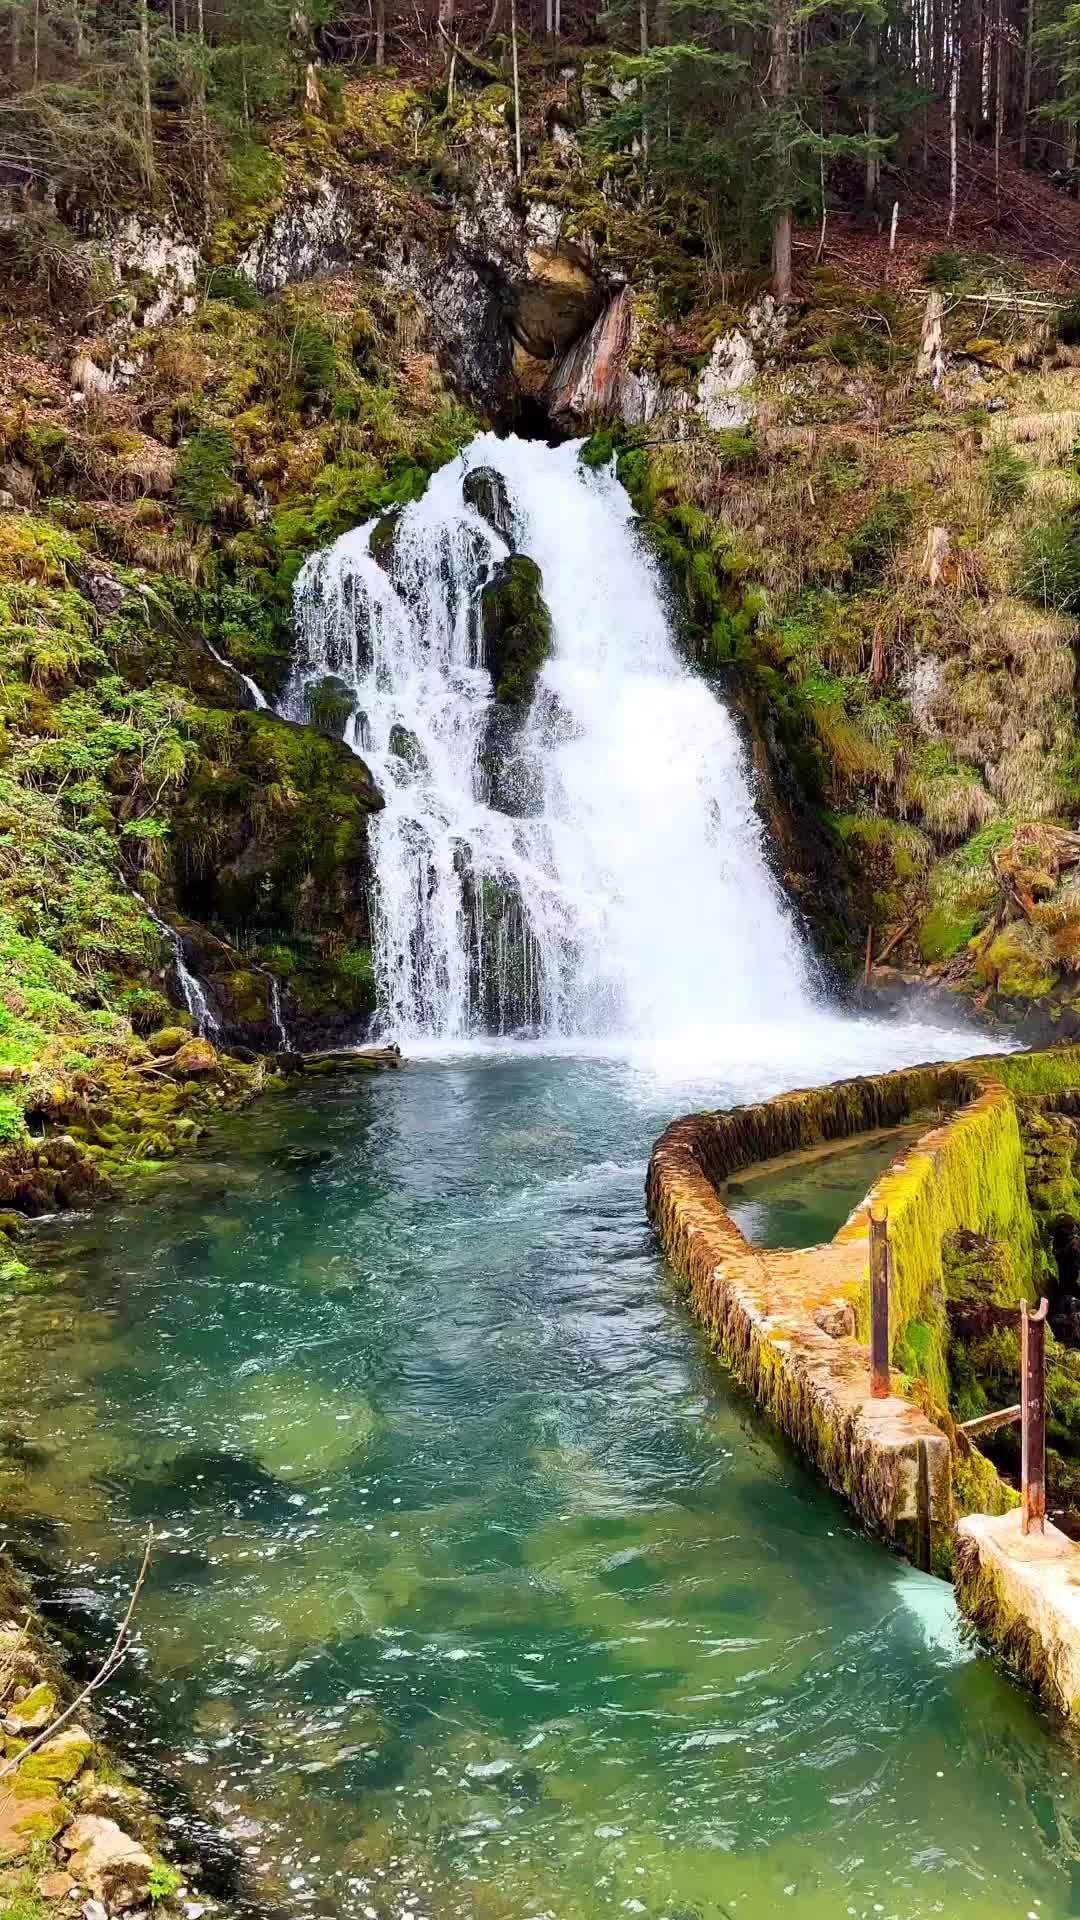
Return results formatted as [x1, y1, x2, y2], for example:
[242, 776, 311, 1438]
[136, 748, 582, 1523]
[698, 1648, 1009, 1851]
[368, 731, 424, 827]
[481, 556, 554, 706]
[147, 1863, 184, 1904]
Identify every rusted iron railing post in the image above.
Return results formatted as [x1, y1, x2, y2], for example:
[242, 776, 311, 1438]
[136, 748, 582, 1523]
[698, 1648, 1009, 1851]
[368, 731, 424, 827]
[869, 1207, 890, 1399]
[1021, 1296, 1048, 1536]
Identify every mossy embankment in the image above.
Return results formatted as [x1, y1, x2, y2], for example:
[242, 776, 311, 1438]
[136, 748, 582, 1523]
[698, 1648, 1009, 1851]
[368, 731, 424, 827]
[0, 1549, 231, 1920]
[0, 79, 495, 1238]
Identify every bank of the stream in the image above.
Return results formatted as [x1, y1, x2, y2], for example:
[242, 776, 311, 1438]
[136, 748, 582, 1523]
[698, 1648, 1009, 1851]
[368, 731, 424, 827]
[4, 1044, 1080, 1920]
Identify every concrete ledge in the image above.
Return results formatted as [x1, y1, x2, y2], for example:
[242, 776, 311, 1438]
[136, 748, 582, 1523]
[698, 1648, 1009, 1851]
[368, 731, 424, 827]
[646, 1104, 953, 1557]
[956, 1510, 1080, 1717]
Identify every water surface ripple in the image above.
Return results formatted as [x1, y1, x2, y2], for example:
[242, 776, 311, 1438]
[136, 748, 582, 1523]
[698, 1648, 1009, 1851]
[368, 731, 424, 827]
[7, 1053, 1080, 1919]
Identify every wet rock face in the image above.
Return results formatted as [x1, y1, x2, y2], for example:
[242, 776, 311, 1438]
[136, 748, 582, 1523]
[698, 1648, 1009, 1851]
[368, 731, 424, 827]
[481, 555, 553, 707]
[168, 710, 383, 1050]
[463, 466, 515, 544]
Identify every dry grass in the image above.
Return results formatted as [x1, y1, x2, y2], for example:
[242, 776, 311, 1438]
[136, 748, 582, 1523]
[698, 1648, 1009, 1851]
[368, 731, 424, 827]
[902, 766, 997, 835]
[992, 408, 1080, 465]
[1051, 919, 1080, 970]
[810, 701, 892, 787]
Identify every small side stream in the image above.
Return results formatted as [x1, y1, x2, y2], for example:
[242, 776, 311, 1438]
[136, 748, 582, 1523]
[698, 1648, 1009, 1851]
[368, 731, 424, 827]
[724, 1125, 929, 1249]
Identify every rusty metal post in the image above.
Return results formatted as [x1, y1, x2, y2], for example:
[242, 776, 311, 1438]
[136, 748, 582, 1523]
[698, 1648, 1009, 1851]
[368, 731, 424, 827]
[1021, 1296, 1048, 1536]
[869, 1207, 890, 1399]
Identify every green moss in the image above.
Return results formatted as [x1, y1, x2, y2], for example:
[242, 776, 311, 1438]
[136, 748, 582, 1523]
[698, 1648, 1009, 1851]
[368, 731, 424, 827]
[920, 906, 980, 963]
[973, 924, 1057, 1000]
[16, 1732, 93, 1795]
[481, 556, 553, 706]
[4, 1684, 55, 1728]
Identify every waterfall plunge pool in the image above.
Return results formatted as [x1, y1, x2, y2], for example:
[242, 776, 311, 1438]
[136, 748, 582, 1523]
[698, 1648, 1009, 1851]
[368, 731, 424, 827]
[8, 1048, 1080, 1920]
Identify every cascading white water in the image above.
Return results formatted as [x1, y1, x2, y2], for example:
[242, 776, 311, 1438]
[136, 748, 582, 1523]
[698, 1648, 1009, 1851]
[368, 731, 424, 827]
[283, 435, 981, 1071]
[136, 893, 221, 1038]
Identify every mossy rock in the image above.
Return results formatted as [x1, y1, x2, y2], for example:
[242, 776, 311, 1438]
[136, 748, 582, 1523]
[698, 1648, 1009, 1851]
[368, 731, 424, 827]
[305, 675, 356, 739]
[388, 724, 425, 773]
[481, 556, 553, 707]
[369, 509, 401, 572]
[170, 1038, 219, 1077]
[973, 923, 1057, 1000]
[148, 1026, 189, 1057]
[17, 1724, 93, 1793]
[4, 1681, 55, 1731]
[171, 710, 382, 933]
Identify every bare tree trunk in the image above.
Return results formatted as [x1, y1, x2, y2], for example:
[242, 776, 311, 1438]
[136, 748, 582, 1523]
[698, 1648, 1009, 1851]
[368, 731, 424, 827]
[948, 43, 959, 231]
[438, 0, 453, 65]
[32, 0, 39, 85]
[770, 0, 793, 301]
[993, 0, 1003, 195]
[10, 1, 20, 78]
[137, 0, 154, 188]
[375, 0, 385, 64]
[639, 0, 649, 167]
[1019, 0, 1033, 161]
[510, 0, 522, 178]
[865, 30, 879, 216]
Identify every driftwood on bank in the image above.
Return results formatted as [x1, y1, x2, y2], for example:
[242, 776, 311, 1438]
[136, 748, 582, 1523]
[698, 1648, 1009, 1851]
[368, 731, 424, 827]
[284, 1046, 405, 1075]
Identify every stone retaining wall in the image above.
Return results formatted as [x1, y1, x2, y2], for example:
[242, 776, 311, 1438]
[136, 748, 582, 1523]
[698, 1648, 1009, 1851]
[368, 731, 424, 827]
[645, 1048, 1080, 1716]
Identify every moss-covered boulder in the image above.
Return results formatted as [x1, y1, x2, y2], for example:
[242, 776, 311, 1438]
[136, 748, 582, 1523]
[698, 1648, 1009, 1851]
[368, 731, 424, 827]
[481, 556, 552, 707]
[305, 674, 357, 739]
[17, 1724, 93, 1792]
[170, 1036, 219, 1077]
[3, 1681, 56, 1733]
[147, 1026, 189, 1057]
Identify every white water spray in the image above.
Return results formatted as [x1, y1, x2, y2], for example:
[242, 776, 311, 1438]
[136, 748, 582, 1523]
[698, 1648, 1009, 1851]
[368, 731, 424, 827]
[285, 435, 984, 1074]
[202, 637, 269, 711]
[137, 894, 221, 1038]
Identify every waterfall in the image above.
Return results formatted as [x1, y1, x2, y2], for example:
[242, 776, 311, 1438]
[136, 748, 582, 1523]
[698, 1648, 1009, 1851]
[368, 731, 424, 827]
[138, 895, 221, 1038]
[283, 434, 818, 1048]
[266, 971, 289, 1051]
[202, 638, 268, 711]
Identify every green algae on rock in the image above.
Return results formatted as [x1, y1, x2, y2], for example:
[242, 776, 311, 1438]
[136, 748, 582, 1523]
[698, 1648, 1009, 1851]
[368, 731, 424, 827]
[481, 556, 553, 707]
